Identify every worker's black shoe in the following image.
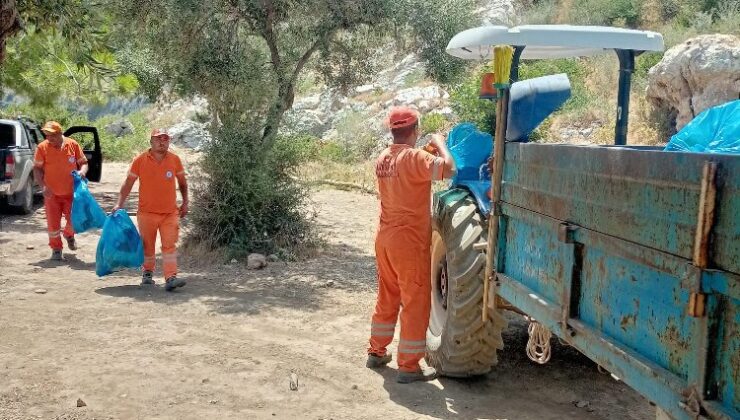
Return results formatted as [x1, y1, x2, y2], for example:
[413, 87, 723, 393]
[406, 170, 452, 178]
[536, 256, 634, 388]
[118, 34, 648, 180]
[65, 236, 77, 251]
[366, 353, 392, 369]
[141, 271, 155, 285]
[397, 367, 438, 384]
[50, 249, 63, 261]
[165, 276, 186, 292]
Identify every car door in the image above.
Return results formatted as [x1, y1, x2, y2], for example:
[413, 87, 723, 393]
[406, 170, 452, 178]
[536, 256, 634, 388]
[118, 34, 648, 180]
[64, 126, 102, 182]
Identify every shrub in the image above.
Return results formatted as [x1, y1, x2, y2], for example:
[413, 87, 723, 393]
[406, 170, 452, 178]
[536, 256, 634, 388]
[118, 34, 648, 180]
[570, 0, 644, 27]
[449, 67, 496, 134]
[420, 113, 447, 135]
[519, 58, 591, 112]
[188, 123, 318, 259]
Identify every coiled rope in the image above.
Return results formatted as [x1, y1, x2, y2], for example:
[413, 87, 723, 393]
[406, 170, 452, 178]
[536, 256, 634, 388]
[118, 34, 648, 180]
[526, 318, 552, 364]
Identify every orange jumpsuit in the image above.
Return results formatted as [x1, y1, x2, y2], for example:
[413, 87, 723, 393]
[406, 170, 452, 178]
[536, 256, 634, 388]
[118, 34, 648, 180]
[33, 138, 87, 250]
[369, 144, 444, 372]
[127, 151, 185, 279]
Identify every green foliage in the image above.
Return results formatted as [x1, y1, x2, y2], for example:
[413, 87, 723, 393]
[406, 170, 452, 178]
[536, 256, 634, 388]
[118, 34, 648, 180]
[188, 123, 317, 258]
[570, 0, 644, 27]
[635, 52, 663, 81]
[520, 58, 590, 111]
[420, 113, 446, 135]
[449, 67, 496, 134]
[397, 0, 478, 84]
[1, 30, 139, 106]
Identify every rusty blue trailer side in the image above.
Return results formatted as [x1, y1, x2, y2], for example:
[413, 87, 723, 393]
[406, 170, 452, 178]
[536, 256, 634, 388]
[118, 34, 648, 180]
[493, 143, 739, 420]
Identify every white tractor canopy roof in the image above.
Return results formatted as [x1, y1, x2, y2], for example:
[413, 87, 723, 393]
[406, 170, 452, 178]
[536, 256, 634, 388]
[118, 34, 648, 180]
[447, 24, 664, 60]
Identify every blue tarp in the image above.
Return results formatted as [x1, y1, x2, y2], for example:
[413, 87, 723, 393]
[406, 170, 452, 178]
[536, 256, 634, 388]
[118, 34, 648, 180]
[70, 171, 107, 233]
[95, 209, 144, 277]
[664, 100, 740, 154]
[447, 123, 493, 182]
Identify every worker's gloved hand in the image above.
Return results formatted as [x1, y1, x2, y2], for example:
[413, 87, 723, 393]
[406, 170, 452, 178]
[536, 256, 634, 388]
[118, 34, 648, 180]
[427, 134, 447, 155]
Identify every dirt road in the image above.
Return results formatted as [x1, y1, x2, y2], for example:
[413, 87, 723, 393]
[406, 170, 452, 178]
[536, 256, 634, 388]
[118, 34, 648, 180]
[0, 161, 652, 420]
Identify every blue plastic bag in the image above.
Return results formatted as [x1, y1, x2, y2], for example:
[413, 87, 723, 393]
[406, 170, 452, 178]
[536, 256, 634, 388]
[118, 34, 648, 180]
[71, 171, 107, 233]
[446, 123, 493, 182]
[95, 209, 144, 277]
[664, 100, 740, 154]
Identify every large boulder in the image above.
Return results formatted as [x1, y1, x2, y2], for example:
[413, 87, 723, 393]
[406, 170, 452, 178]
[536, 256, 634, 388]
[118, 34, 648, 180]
[477, 0, 518, 26]
[168, 120, 212, 150]
[104, 120, 134, 137]
[647, 35, 740, 131]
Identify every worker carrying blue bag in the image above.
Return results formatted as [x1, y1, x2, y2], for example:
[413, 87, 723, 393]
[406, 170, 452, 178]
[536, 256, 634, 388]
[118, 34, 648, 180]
[71, 171, 107, 233]
[96, 209, 144, 277]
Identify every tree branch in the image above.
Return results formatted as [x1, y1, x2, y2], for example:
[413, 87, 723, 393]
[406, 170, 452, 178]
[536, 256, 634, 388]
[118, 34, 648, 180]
[261, 0, 282, 76]
[290, 31, 333, 84]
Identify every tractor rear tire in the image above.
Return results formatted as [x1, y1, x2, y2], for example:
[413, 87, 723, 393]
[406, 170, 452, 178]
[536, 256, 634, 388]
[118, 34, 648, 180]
[425, 189, 507, 377]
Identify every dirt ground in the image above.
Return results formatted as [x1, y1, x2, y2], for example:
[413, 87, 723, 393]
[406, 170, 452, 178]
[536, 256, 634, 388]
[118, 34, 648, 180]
[0, 160, 654, 420]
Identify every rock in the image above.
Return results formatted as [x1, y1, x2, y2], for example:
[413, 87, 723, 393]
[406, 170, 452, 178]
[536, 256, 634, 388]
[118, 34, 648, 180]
[324, 280, 335, 288]
[104, 120, 134, 137]
[355, 84, 376, 94]
[76, 398, 86, 407]
[575, 400, 590, 408]
[351, 384, 358, 390]
[26, 245, 34, 250]
[289, 373, 299, 391]
[282, 110, 331, 137]
[230, 258, 238, 264]
[267, 254, 279, 262]
[202, 378, 209, 384]
[292, 94, 322, 111]
[247, 253, 267, 270]
[392, 86, 448, 108]
[209, 399, 218, 404]
[33, 289, 47, 294]
[167, 120, 212, 150]
[647, 34, 740, 131]
[477, 0, 518, 26]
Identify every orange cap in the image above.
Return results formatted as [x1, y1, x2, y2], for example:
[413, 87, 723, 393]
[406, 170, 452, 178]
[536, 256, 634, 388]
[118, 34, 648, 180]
[150, 128, 170, 140]
[387, 107, 419, 129]
[41, 121, 63, 134]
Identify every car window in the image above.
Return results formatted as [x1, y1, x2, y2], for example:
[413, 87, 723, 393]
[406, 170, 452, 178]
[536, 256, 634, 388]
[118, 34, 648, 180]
[33, 128, 44, 145]
[0, 123, 16, 148]
[20, 126, 29, 147]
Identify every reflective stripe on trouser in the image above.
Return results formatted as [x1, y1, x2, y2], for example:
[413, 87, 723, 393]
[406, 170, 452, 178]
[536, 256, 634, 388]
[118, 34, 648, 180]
[44, 195, 74, 250]
[368, 230, 431, 372]
[137, 211, 180, 278]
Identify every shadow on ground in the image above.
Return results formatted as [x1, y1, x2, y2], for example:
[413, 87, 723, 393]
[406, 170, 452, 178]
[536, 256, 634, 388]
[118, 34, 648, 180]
[376, 315, 649, 420]
[94, 241, 376, 316]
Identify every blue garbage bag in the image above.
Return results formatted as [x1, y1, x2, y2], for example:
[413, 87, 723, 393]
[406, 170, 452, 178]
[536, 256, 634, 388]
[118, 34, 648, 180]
[446, 123, 493, 182]
[70, 171, 107, 233]
[95, 209, 144, 277]
[664, 100, 740, 154]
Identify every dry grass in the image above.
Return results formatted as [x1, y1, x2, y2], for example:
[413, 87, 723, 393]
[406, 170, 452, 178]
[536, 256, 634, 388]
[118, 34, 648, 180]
[295, 160, 378, 194]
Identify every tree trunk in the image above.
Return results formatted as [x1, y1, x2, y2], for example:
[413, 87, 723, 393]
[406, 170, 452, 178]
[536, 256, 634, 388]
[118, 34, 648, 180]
[0, 0, 21, 63]
[261, 81, 295, 146]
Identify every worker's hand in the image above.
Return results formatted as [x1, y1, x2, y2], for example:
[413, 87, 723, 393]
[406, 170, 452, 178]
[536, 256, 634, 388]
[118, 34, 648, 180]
[430, 133, 447, 151]
[179, 202, 189, 218]
[111, 205, 121, 215]
[42, 186, 53, 199]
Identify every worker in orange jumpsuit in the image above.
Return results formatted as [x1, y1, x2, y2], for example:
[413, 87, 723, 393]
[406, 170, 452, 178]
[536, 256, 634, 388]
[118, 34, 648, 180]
[33, 121, 89, 261]
[113, 128, 188, 291]
[367, 107, 456, 383]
